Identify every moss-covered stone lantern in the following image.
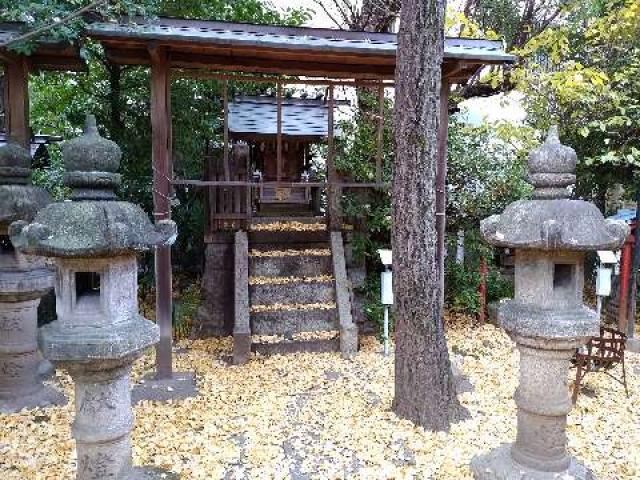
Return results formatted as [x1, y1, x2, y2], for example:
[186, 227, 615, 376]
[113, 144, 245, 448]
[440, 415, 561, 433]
[471, 127, 628, 480]
[0, 140, 66, 413]
[10, 116, 178, 479]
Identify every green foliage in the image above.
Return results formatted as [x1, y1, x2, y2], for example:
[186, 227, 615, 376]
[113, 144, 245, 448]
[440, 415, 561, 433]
[447, 116, 534, 232]
[357, 273, 394, 342]
[172, 281, 201, 340]
[444, 229, 513, 316]
[445, 259, 481, 314]
[486, 265, 513, 303]
[1, 1, 153, 54]
[30, 143, 69, 200]
[513, 0, 640, 207]
[335, 90, 393, 264]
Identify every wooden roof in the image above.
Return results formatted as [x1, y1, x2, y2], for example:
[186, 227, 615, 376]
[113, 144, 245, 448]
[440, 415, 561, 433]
[228, 95, 346, 139]
[87, 17, 516, 80]
[0, 22, 85, 71]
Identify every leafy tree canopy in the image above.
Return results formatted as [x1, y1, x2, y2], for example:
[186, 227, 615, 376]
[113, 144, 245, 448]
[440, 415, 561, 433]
[512, 0, 640, 207]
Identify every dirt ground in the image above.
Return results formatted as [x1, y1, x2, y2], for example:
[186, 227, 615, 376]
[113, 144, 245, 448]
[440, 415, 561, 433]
[1, 315, 639, 479]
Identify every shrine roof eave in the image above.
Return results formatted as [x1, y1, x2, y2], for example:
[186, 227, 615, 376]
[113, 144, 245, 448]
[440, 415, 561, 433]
[0, 22, 86, 72]
[86, 17, 516, 80]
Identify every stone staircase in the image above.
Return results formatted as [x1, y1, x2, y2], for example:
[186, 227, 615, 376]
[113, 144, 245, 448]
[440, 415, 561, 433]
[232, 218, 358, 363]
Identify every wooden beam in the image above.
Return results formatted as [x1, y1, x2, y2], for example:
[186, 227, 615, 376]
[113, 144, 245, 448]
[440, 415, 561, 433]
[172, 179, 388, 188]
[174, 70, 396, 87]
[102, 46, 396, 79]
[436, 79, 451, 309]
[4, 57, 30, 149]
[149, 45, 174, 380]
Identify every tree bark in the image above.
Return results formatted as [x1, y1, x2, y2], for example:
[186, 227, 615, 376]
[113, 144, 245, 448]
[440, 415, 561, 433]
[392, 0, 465, 431]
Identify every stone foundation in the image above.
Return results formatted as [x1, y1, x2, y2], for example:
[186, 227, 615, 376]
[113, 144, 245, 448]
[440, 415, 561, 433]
[472, 444, 594, 480]
[194, 236, 234, 337]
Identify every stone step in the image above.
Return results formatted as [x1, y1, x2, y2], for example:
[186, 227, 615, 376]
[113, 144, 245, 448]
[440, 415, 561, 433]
[250, 242, 330, 251]
[250, 308, 337, 335]
[252, 337, 340, 356]
[250, 281, 335, 305]
[251, 216, 326, 224]
[249, 230, 328, 244]
[249, 253, 332, 277]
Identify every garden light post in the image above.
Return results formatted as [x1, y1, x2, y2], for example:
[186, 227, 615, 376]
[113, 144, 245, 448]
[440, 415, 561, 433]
[595, 250, 617, 319]
[378, 249, 392, 356]
[10, 116, 177, 479]
[0, 141, 66, 413]
[471, 126, 628, 480]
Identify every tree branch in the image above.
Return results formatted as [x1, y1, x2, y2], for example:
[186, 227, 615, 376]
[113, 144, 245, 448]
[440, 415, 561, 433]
[1, 0, 109, 48]
[312, 0, 348, 29]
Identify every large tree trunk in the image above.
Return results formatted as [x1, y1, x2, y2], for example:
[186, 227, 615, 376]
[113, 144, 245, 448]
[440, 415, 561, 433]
[392, 0, 464, 431]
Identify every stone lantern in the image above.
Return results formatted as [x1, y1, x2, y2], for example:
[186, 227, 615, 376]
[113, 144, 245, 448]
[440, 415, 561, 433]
[471, 127, 628, 480]
[10, 116, 177, 479]
[0, 141, 66, 413]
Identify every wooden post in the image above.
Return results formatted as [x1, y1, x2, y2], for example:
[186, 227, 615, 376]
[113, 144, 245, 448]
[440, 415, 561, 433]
[276, 81, 283, 182]
[627, 197, 640, 338]
[3, 57, 30, 149]
[619, 225, 634, 332]
[327, 85, 341, 231]
[222, 80, 230, 181]
[376, 82, 384, 183]
[149, 46, 173, 379]
[436, 79, 450, 309]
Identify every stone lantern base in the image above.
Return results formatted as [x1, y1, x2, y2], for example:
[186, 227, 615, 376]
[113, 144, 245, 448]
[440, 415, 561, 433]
[472, 444, 595, 480]
[128, 467, 180, 479]
[0, 268, 67, 413]
[131, 372, 197, 404]
[0, 383, 67, 414]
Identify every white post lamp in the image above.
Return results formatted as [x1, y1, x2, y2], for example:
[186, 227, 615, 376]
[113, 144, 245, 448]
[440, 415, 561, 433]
[596, 250, 618, 319]
[378, 249, 393, 356]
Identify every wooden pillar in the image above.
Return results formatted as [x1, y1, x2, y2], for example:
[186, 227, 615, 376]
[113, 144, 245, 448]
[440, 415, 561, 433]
[376, 83, 384, 183]
[276, 81, 283, 182]
[222, 80, 230, 181]
[3, 57, 30, 149]
[619, 228, 634, 332]
[149, 46, 173, 379]
[327, 85, 341, 231]
[436, 79, 451, 309]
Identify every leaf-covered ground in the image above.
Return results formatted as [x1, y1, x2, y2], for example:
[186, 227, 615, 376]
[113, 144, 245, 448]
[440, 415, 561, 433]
[1, 315, 638, 479]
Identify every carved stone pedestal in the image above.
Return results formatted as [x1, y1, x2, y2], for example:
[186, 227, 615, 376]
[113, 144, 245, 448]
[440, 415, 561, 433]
[0, 141, 66, 413]
[471, 338, 596, 480]
[67, 360, 178, 480]
[0, 295, 66, 413]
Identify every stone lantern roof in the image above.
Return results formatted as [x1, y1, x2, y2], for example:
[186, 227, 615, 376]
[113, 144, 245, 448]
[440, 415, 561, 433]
[481, 126, 627, 251]
[9, 115, 176, 257]
[0, 141, 51, 234]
